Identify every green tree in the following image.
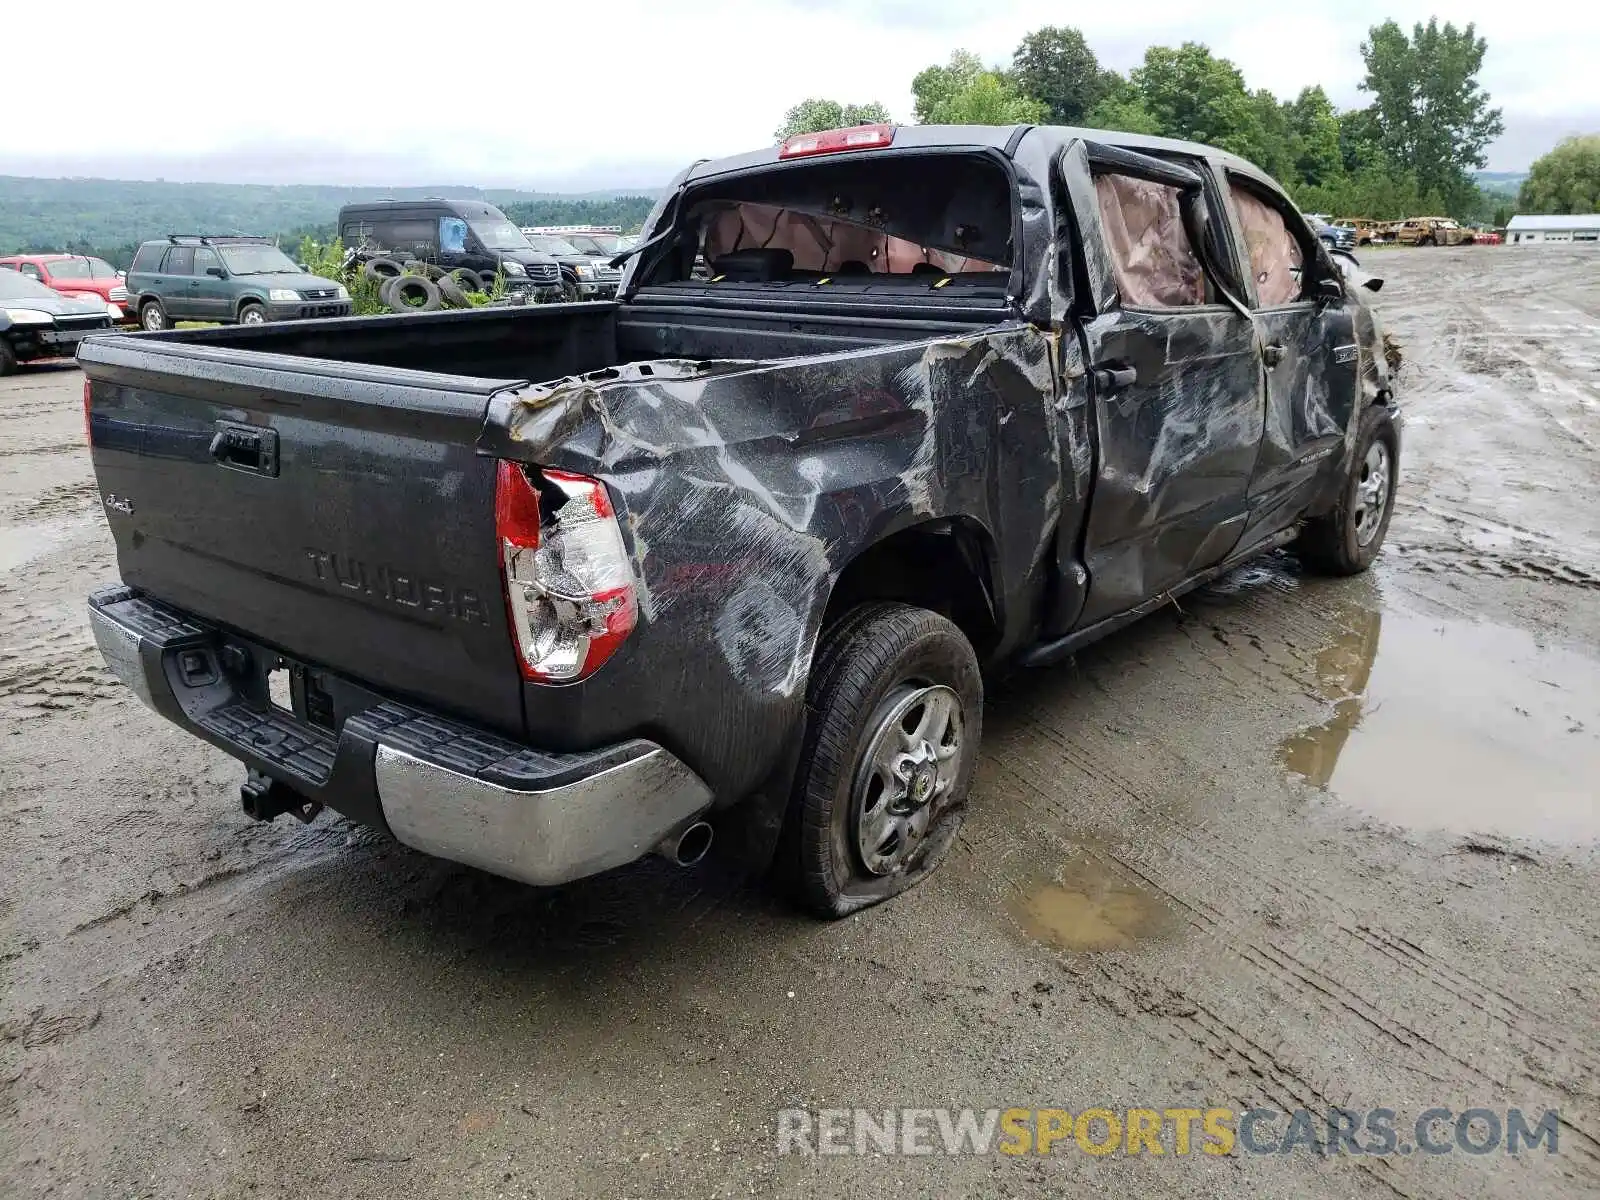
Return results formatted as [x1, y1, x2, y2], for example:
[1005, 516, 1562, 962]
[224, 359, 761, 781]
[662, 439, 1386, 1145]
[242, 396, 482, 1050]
[1336, 106, 1386, 175]
[1517, 135, 1600, 214]
[1287, 86, 1344, 187]
[1083, 76, 1161, 135]
[1009, 26, 1112, 124]
[1129, 44, 1264, 161]
[911, 51, 986, 123]
[1247, 88, 1296, 181]
[912, 50, 1046, 125]
[1359, 19, 1504, 211]
[774, 98, 892, 142]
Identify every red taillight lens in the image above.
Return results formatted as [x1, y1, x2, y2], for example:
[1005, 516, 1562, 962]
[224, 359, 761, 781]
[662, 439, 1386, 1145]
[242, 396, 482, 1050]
[82, 378, 92, 446]
[496, 460, 638, 684]
[778, 123, 896, 159]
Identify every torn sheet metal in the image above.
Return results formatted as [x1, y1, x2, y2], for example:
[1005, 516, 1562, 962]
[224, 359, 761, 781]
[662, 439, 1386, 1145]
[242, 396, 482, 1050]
[478, 327, 1078, 804]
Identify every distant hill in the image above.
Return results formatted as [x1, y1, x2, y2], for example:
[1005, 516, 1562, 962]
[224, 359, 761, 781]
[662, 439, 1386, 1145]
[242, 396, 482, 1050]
[1474, 170, 1528, 198]
[0, 176, 666, 265]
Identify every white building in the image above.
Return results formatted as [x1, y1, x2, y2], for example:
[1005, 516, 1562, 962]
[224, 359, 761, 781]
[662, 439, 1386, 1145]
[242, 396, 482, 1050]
[1505, 213, 1600, 244]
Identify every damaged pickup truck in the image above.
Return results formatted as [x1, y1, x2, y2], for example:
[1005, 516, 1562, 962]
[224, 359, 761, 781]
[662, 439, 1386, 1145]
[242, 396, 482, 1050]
[80, 122, 1398, 917]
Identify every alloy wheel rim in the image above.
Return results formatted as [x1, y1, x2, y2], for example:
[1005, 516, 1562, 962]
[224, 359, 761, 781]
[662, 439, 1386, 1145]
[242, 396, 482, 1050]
[852, 684, 964, 876]
[1354, 440, 1391, 545]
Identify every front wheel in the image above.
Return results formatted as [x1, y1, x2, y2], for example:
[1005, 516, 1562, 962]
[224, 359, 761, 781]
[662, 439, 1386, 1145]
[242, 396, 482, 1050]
[0, 339, 17, 376]
[790, 603, 982, 918]
[1296, 405, 1399, 576]
[238, 303, 268, 325]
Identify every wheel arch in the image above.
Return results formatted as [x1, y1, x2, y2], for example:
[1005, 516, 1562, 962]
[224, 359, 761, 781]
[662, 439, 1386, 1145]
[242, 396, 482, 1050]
[821, 516, 1002, 658]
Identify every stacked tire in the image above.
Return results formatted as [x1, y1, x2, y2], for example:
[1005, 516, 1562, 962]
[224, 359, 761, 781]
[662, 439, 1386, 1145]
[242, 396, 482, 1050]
[359, 255, 491, 314]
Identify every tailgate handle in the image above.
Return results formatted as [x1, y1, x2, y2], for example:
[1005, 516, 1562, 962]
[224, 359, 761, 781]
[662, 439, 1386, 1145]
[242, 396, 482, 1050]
[209, 423, 278, 477]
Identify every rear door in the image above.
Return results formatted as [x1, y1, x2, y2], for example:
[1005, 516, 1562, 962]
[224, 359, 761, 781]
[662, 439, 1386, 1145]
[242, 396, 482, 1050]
[1058, 141, 1264, 627]
[82, 339, 526, 733]
[190, 247, 230, 322]
[1220, 172, 1359, 540]
[159, 246, 198, 319]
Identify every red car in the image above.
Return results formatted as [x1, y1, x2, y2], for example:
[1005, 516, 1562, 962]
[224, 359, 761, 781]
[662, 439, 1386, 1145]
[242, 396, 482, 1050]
[0, 254, 134, 323]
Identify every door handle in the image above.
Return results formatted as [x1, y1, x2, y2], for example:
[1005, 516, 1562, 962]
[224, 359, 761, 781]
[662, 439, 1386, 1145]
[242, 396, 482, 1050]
[1262, 343, 1285, 368]
[1092, 362, 1138, 395]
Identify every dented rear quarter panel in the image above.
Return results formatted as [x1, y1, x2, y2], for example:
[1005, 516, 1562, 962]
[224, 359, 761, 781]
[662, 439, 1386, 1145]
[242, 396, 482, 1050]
[477, 327, 1071, 804]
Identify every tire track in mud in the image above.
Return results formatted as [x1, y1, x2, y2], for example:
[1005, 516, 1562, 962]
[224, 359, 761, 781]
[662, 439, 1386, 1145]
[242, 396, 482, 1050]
[997, 706, 1600, 1117]
[5, 477, 100, 522]
[0, 637, 123, 718]
[968, 583, 1600, 1185]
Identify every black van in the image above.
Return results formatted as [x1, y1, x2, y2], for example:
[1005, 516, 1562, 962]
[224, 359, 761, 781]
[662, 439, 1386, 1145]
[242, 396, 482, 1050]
[336, 199, 563, 301]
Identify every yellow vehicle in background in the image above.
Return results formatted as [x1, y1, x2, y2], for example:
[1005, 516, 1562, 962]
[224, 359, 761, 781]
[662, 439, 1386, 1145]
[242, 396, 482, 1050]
[1391, 217, 1467, 246]
[1333, 218, 1384, 245]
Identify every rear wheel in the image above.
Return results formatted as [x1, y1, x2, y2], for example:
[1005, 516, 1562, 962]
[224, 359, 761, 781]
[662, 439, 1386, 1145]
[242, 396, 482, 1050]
[1296, 405, 1399, 576]
[139, 300, 168, 331]
[789, 603, 982, 918]
[0, 340, 17, 376]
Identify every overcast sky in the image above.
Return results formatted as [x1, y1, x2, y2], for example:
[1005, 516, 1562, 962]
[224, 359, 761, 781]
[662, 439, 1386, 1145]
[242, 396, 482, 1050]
[5, 0, 1592, 189]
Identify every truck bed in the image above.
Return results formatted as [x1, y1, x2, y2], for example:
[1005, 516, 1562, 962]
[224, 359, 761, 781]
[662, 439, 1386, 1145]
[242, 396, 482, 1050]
[78, 290, 1015, 741]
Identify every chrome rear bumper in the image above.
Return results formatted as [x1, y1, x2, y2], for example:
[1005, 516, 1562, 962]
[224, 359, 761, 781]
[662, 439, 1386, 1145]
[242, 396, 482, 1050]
[88, 586, 712, 887]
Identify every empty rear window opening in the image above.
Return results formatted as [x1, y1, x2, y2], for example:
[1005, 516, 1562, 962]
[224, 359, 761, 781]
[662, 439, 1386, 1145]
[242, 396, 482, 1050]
[701, 203, 1007, 278]
[644, 153, 1016, 288]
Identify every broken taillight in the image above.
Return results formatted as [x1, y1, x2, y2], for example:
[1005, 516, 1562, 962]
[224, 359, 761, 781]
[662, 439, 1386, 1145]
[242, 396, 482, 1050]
[778, 123, 896, 160]
[496, 460, 638, 683]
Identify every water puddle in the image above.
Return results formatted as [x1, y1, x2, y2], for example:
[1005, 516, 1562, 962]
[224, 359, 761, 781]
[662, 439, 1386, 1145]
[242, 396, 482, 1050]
[1010, 856, 1172, 952]
[0, 520, 71, 573]
[1280, 607, 1600, 843]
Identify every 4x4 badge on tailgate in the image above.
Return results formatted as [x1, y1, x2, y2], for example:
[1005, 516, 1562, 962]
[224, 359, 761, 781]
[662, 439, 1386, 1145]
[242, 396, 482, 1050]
[103, 493, 134, 515]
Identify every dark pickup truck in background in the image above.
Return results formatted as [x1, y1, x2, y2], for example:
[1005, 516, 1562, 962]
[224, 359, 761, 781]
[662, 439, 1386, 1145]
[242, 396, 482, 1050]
[80, 122, 1398, 917]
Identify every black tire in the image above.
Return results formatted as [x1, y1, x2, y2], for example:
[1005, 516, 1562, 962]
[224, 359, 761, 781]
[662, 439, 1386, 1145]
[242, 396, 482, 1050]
[139, 300, 169, 332]
[449, 268, 486, 293]
[377, 275, 402, 309]
[237, 302, 268, 326]
[386, 276, 443, 313]
[560, 282, 580, 303]
[362, 256, 404, 282]
[435, 274, 472, 308]
[790, 603, 982, 918]
[402, 260, 446, 281]
[1296, 405, 1399, 576]
[0, 339, 17, 376]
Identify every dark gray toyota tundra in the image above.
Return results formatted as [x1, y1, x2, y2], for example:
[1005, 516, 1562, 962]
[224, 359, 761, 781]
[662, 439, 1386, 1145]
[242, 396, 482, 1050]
[80, 123, 1398, 917]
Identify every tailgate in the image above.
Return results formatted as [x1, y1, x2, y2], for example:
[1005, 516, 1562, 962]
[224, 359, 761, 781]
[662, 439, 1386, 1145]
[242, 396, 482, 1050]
[81, 336, 526, 734]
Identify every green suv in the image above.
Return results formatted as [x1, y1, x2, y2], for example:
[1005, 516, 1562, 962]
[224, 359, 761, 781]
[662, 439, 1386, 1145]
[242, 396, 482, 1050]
[125, 235, 352, 330]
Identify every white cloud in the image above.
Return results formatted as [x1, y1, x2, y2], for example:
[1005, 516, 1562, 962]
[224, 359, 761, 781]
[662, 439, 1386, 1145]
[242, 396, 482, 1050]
[3, 0, 1588, 183]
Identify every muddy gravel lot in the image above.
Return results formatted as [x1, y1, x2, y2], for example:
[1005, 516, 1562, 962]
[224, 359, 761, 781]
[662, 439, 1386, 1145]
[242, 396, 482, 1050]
[3, 247, 1599, 1199]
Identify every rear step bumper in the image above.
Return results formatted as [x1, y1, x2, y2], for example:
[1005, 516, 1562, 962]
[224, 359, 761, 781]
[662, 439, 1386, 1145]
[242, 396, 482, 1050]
[87, 585, 713, 887]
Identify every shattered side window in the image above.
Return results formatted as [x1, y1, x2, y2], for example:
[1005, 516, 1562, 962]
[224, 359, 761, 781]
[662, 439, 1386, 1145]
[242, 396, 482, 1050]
[1092, 173, 1206, 308]
[1230, 185, 1306, 307]
[699, 202, 1006, 276]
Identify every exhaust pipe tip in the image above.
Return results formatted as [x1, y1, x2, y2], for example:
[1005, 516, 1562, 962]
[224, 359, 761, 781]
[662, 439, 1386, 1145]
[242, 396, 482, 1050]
[657, 820, 713, 867]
